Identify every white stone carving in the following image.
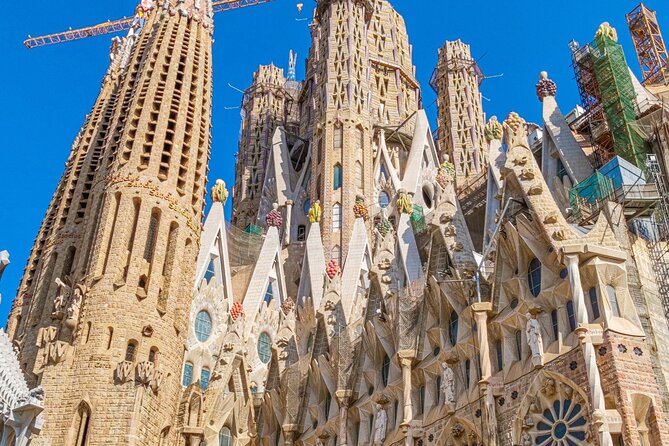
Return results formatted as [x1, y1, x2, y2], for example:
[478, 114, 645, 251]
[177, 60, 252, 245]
[526, 314, 544, 366]
[441, 362, 456, 404]
[374, 404, 387, 444]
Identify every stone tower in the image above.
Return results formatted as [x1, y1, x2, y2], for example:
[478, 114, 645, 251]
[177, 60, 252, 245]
[6, 1, 214, 444]
[434, 40, 487, 190]
[302, 0, 419, 261]
[231, 63, 300, 230]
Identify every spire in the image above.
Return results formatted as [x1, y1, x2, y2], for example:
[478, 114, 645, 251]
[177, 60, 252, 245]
[288, 49, 297, 81]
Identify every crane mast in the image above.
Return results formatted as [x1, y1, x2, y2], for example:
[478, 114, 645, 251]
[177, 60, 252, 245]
[24, 0, 274, 49]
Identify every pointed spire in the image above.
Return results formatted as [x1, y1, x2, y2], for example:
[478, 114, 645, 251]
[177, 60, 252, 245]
[288, 50, 297, 81]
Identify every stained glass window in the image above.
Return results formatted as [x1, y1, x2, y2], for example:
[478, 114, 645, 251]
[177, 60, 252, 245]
[195, 311, 212, 342]
[258, 332, 272, 364]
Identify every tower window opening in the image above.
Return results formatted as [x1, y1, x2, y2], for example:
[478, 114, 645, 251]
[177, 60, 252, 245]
[125, 341, 137, 362]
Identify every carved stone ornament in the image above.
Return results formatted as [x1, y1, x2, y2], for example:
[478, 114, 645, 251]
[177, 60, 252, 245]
[520, 168, 535, 180]
[451, 423, 465, 438]
[484, 116, 503, 142]
[115, 360, 134, 384]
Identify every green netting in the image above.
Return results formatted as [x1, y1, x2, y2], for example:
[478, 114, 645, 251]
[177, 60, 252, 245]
[569, 171, 615, 220]
[593, 33, 647, 169]
[410, 204, 427, 234]
[244, 224, 263, 235]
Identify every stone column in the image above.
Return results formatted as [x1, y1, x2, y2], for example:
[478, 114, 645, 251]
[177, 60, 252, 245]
[284, 200, 294, 246]
[565, 253, 613, 446]
[398, 350, 415, 430]
[472, 302, 497, 446]
[336, 390, 351, 446]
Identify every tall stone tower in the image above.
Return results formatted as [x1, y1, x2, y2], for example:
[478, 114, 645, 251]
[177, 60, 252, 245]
[434, 40, 486, 190]
[6, 1, 213, 444]
[303, 0, 419, 261]
[232, 63, 300, 230]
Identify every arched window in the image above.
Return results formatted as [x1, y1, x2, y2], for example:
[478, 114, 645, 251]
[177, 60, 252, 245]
[495, 339, 503, 372]
[258, 332, 272, 364]
[355, 161, 364, 190]
[106, 327, 114, 350]
[464, 359, 471, 389]
[382, 354, 390, 387]
[195, 311, 212, 342]
[200, 367, 211, 391]
[607, 285, 621, 317]
[149, 347, 159, 364]
[589, 287, 601, 320]
[75, 402, 91, 446]
[378, 191, 390, 209]
[436, 376, 442, 405]
[219, 427, 232, 446]
[182, 362, 194, 386]
[551, 310, 559, 341]
[303, 199, 311, 216]
[333, 203, 342, 232]
[125, 341, 137, 362]
[325, 392, 332, 420]
[333, 164, 343, 190]
[528, 258, 542, 297]
[418, 385, 425, 415]
[331, 245, 342, 265]
[515, 330, 523, 360]
[567, 301, 577, 332]
[448, 311, 459, 346]
[264, 281, 274, 304]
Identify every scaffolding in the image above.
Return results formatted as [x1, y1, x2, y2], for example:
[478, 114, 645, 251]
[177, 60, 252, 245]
[593, 24, 648, 170]
[227, 223, 265, 267]
[627, 3, 669, 86]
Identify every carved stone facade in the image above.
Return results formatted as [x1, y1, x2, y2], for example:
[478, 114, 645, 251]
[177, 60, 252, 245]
[5, 1, 669, 446]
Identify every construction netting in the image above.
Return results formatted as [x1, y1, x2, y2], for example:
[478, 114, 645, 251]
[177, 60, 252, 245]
[331, 320, 364, 390]
[279, 354, 311, 426]
[410, 204, 427, 234]
[569, 171, 615, 221]
[398, 277, 427, 351]
[227, 223, 266, 267]
[593, 27, 647, 169]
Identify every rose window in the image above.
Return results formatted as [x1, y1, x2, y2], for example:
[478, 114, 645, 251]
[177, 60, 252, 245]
[521, 377, 589, 446]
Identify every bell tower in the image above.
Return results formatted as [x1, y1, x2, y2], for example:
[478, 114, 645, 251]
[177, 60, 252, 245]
[7, 1, 214, 444]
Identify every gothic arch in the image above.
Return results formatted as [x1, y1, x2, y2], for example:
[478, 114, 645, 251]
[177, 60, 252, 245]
[513, 371, 593, 445]
[437, 417, 481, 446]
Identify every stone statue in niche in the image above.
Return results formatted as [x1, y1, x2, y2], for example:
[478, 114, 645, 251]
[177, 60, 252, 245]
[441, 362, 455, 405]
[526, 314, 544, 366]
[52, 276, 88, 331]
[373, 404, 387, 444]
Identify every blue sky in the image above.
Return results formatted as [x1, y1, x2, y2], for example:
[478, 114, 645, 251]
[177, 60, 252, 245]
[1, 0, 666, 324]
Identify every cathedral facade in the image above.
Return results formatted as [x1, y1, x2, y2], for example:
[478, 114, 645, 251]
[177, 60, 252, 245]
[3, 1, 669, 446]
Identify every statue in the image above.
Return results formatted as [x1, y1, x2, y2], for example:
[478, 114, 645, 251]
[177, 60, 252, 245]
[526, 314, 544, 364]
[53, 277, 71, 317]
[373, 404, 387, 444]
[441, 362, 455, 404]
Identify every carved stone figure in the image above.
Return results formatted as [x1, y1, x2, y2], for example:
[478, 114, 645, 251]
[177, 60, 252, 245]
[526, 314, 544, 362]
[521, 431, 532, 446]
[53, 277, 71, 318]
[441, 362, 455, 404]
[374, 404, 387, 444]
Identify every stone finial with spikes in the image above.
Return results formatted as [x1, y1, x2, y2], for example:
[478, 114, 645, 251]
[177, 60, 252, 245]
[596, 22, 618, 44]
[210, 179, 229, 205]
[266, 203, 283, 227]
[536, 71, 557, 102]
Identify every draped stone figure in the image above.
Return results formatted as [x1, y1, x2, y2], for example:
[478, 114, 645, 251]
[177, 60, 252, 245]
[526, 313, 544, 366]
[441, 362, 455, 404]
[374, 404, 387, 444]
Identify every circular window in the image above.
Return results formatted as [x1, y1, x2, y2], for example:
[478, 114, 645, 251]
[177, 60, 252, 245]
[303, 199, 311, 216]
[378, 191, 390, 209]
[194, 311, 212, 342]
[257, 332, 272, 364]
[433, 346, 440, 357]
[559, 268, 568, 279]
[422, 185, 433, 209]
[510, 298, 519, 309]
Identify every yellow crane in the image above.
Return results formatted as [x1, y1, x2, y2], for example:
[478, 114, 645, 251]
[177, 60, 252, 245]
[24, 0, 274, 49]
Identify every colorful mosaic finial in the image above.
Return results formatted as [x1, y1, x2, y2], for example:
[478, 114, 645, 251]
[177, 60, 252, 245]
[397, 190, 413, 215]
[536, 71, 557, 101]
[596, 22, 618, 44]
[210, 179, 228, 204]
[265, 203, 283, 227]
[484, 116, 504, 142]
[326, 259, 341, 279]
[308, 200, 322, 224]
[353, 195, 369, 220]
[230, 301, 244, 321]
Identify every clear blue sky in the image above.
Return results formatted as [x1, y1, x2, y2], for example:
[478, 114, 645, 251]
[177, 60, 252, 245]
[1, 0, 665, 324]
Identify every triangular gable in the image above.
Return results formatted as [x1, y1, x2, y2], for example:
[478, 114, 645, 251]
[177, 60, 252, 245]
[297, 222, 327, 310]
[242, 227, 288, 317]
[396, 213, 423, 284]
[401, 110, 440, 195]
[541, 95, 593, 184]
[194, 201, 233, 300]
[340, 218, 373, 322]
[258, 128, 295, 222]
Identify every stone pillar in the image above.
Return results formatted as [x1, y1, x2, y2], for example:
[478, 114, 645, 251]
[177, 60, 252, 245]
[565, 253, 613, 446]
[336, 390, 351, 446]
[398, 350, 415, 430]
[472, 302, 497, 446]
[284, 200, 294, 246]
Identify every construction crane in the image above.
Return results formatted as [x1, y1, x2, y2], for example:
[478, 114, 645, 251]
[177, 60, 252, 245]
[24, 0, 274, 49]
